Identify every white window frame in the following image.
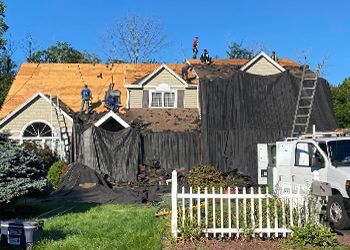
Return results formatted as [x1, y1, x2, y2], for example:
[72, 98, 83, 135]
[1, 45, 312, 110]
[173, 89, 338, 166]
[149, 90, 177, 108]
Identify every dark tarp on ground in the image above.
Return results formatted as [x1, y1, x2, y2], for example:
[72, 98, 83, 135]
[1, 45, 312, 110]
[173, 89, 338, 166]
[200, 70, 337, 182]
[141, 131, 201, 171]
[49, 163, 170, 204]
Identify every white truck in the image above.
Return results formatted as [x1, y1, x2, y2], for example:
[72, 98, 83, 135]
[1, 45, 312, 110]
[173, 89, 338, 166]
[258, 130, 350, 229]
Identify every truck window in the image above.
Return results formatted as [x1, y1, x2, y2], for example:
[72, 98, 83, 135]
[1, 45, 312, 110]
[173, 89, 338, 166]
[328, 140, 350, 166]
[319, 142, 328, 156]
[295, 142, 310, 167]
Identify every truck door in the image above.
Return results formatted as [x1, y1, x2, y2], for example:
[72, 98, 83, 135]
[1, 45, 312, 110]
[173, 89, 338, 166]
[293, 142, 326, 187]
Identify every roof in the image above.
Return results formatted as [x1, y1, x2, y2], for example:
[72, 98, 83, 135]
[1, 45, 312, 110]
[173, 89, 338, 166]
[188, 57, 299, 69]
[0, 63, 186, 119]
[119, 108, 200, 132]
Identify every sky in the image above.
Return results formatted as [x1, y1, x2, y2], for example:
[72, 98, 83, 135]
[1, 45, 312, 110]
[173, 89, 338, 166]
[4, 0, 350, 85]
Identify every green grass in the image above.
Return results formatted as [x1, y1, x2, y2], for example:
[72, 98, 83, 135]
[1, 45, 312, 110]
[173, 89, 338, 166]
[1, 201, 165, 250]
[33, 204, 163, 250]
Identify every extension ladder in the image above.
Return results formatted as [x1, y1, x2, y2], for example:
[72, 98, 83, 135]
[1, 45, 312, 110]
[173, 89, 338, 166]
[291, 64, 321, 137]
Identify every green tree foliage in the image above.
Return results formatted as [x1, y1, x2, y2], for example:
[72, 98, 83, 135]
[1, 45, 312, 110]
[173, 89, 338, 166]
[226, 41, 254, 59]
[27, 41, 101, 64]
[331, 77, 350, 128]
[22, 141, 59, 171]
[0, 133, 49, 207]
[0, 1, 16, 108]
[47, 160, 68, 189]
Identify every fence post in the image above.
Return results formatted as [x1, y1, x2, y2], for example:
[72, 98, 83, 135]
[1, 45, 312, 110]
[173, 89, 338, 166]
[171, 170, 178, 238]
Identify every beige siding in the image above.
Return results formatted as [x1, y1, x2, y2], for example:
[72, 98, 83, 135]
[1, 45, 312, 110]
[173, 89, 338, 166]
[129, 89, 143, 108]
[0, 96, 73, 138]
[144, 68, 185, 89]
[245, 57, 282, 75]
[184, 89, 198, 108]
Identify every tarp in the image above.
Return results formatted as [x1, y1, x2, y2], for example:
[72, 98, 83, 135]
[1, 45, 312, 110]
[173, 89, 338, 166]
[200, 71, 337, 182]
[141, 131, 201, 171]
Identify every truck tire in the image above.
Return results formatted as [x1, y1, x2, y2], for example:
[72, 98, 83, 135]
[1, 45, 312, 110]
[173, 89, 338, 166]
[327, 194, 350, 230]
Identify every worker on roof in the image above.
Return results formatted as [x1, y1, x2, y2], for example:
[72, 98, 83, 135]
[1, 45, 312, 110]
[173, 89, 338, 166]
[271, 51, 278, 61]
[193, 37, 199, 59]
[182, 63, 193, 82]
[80, 84, 92, 114]
[200, 49, 212, 65]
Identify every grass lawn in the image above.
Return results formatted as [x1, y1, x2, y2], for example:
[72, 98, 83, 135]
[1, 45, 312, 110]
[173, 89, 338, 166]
[2, 202, 167, 250]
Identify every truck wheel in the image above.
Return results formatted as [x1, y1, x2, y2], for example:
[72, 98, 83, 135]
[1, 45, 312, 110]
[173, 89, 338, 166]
[327, 194, 350, 230]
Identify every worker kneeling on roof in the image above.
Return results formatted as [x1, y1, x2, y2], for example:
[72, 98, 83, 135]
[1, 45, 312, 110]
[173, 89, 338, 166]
[200, 49, 212, 65]
[80, 84, 92, 114]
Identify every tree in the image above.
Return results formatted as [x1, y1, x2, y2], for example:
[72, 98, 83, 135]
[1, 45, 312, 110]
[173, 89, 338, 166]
[331, 77, 350, 128]
[0, 1, 16, 108]
[226, 41, 254, 59]
[0, 133, 49, 207]
[104, 14, 169, 63]
[27, 41, 101, 64]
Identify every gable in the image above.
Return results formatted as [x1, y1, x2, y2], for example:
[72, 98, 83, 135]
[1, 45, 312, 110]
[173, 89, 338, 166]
[143, 68, 186, 89]
[244, 56, 283, 75]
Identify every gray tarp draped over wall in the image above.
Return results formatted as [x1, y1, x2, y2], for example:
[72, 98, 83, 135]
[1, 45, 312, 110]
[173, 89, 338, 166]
[200, 71, 337, 182]
[141, 131, 201, 171]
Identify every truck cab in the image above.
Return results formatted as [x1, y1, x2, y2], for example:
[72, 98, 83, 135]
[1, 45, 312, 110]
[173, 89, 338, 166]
[258, 134, 350, 229]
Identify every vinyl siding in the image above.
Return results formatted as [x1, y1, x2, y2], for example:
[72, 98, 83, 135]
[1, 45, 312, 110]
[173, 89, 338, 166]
[245, 57, 282, 76]
[0, 96, 73, 138]
[129, 89, 143, 108]
[184, 89, 198, 108]
[144, 68, 185, 90]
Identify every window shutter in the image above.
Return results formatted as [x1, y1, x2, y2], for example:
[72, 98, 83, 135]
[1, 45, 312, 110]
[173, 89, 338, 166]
[142, 90, 149, 108]
[177, 90, 184, 108]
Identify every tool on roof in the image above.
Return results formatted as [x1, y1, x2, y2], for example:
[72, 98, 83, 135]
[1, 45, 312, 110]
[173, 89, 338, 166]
[291, 61, 322, 137]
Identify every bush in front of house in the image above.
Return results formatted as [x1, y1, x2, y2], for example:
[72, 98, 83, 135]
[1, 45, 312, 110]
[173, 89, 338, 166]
[290, 223, 338, 247]
[187, 164, 226, 191]
[22, 141, 60, 171]
[0, 133, 49, 208]
[47, 160, 68, 189]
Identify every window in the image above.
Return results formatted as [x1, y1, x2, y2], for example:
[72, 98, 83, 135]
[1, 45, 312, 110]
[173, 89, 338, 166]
[164, 92, 175, 107]
[151, 93, 162, 107]
[150, 91, 176, 108]
[22, 122, 52, 137]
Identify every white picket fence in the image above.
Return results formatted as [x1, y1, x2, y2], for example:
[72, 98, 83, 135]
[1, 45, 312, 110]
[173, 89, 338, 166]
[171, 170, 314, 239]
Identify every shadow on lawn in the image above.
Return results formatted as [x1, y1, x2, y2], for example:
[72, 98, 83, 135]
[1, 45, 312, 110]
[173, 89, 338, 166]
[0, 200, 98, 220]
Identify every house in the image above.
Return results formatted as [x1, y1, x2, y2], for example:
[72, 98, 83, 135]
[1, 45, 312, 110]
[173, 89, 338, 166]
[0, 51, 300, 160]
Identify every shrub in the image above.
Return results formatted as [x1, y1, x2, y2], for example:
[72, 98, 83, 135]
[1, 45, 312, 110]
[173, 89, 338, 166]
[0, 133, 49, 207]
[291, 223, 338, 247]
[22, 141, 59, 171]
[188, 164, 226, 191]
[47, 160, 68, 189]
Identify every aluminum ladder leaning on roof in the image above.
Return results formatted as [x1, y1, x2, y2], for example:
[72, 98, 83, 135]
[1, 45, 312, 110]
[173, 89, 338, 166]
[291, 62, 321, 137]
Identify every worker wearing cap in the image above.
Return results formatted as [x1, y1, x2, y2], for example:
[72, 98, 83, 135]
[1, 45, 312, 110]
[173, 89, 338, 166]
[200, 49, 212, 64]
[80, 84, 92, 114]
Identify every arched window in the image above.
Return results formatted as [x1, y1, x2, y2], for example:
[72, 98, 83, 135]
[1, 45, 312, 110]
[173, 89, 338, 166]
[22, 121, 53, 137]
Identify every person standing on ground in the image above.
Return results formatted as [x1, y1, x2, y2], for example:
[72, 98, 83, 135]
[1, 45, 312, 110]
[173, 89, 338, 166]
[193, 37, 199, 59]
[80, 84, 92, 114]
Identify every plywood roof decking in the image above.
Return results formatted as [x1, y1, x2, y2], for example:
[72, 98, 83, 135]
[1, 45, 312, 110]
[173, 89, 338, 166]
[188, 58, 299, 69]
[0, 63, 186, 119]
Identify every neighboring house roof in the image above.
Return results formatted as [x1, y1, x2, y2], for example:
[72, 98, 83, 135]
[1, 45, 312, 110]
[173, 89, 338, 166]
[0, 92, 73, 128]
[0, 63, 186, 119]
[94, 111, 130, 128]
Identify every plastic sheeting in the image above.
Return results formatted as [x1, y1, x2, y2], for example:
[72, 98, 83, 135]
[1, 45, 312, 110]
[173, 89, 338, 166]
[141, 131, 201, 171]
[200, 71, 337, 182]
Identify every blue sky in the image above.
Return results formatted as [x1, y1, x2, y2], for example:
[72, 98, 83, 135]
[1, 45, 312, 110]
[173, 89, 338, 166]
[4, 0, 350, 85]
